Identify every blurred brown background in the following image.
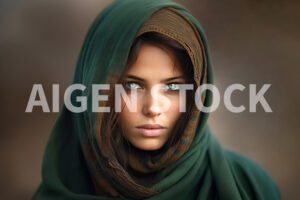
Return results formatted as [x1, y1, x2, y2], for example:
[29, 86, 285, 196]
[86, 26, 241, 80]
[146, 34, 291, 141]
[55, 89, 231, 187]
[0, 0, 299, 199]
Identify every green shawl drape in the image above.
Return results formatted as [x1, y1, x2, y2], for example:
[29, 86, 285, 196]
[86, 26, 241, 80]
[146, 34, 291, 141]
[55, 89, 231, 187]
[33, 0, 280, 199]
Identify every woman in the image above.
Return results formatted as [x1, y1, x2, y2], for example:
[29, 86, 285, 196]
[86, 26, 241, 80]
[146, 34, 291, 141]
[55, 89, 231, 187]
[33, 0, 280, 199]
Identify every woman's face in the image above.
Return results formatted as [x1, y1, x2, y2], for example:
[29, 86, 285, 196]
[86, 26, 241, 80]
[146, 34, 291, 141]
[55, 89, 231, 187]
[118, 43, 185, 151]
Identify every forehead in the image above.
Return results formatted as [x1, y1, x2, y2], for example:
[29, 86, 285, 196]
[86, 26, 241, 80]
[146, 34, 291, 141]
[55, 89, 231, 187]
[124, 43, 183, 80]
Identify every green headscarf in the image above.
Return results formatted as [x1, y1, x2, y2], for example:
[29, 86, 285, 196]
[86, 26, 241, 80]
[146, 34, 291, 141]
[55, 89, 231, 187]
[33, 0, 280, 199]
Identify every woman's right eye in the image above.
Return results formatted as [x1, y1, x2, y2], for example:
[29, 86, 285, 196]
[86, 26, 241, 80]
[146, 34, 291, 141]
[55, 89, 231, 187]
[125, 82, 142, 90]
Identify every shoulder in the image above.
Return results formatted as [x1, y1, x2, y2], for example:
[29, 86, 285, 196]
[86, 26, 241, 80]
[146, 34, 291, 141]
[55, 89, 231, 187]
[224, 149, 281, 200]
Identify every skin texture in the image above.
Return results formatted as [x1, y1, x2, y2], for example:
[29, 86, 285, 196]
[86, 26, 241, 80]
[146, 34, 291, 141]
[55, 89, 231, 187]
[118, 43, 185, 151]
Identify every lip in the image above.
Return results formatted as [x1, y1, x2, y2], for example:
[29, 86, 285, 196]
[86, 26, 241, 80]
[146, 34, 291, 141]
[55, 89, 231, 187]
[136, 124, 166, 137]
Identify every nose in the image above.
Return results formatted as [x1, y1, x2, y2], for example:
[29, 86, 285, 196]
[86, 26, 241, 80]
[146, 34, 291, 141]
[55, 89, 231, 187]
[142, 91, 162, 117]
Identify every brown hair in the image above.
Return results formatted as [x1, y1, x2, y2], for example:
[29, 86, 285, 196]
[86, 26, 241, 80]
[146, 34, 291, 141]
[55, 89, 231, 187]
[100, 32, 195, 168]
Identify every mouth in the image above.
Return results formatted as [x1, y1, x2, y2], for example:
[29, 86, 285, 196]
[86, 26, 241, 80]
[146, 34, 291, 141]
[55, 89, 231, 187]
[136, 124, 166, 137]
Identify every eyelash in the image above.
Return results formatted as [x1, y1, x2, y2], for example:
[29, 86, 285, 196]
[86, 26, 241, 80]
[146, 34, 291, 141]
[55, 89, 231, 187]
[124, 81, 181, 92]
[124, 82, 142, 90]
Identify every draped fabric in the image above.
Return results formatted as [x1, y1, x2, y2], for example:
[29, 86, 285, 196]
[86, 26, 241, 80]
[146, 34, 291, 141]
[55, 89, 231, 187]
[33, 0, 280, 199]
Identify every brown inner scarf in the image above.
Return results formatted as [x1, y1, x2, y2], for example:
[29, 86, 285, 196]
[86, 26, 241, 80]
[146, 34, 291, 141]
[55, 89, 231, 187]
[90, 7, 208, 198]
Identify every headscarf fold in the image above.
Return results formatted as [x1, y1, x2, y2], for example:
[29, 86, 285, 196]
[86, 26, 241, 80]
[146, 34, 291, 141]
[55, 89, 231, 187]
[33, 0, 280, 199]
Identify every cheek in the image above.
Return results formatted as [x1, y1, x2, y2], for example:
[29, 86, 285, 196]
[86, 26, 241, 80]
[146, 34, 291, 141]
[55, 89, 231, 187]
[165, 95, 181, 122]
[119, 94, 140, 127]
[119, 102, 133, 128]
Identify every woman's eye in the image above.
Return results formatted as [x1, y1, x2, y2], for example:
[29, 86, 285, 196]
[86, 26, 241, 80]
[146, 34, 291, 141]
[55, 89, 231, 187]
[164, 83, 180, 91]
[125, 82, 142, 90]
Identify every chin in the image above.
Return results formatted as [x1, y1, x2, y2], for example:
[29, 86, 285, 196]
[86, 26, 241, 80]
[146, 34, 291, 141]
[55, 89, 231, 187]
[131, 139, 165, 151]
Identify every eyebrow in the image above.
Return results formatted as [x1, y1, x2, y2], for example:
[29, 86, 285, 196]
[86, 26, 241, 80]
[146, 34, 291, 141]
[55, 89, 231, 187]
[125, 74, 185, 82]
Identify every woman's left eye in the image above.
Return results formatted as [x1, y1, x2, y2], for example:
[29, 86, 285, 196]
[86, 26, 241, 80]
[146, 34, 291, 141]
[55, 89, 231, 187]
[164, 83, 180, 91]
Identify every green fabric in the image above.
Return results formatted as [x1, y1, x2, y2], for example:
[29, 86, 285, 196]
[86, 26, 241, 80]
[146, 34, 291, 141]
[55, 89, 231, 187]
[33, 0, 281, 199]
